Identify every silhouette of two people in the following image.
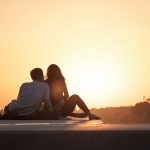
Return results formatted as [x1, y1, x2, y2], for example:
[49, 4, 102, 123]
[1, 64, 100, 120]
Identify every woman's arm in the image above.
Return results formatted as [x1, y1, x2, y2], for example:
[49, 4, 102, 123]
[63, 80, 69, 100]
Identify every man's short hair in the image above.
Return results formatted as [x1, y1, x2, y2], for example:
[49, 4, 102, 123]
[30, 68, 43, 80]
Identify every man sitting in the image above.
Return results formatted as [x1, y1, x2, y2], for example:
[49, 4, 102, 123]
[1, 68, 54, 120]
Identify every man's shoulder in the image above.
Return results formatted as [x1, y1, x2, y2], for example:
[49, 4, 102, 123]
[21, 82, 32, 87]
[38, 82, 49, 87]
[34, 81, 49, 88]
[21, 81, 49, 88]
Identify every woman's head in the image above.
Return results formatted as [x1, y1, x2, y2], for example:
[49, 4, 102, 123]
[46, 64, 64, 81]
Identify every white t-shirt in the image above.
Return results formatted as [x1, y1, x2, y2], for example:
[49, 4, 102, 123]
[8, 81, 53, 116]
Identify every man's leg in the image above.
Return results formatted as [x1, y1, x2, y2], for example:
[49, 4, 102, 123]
[0, 106, 12, 119]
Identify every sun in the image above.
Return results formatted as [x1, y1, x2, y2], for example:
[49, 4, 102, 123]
[77, 69, 106, 94]
[67, 63, 123, 107]
[72, 67, 109, 107]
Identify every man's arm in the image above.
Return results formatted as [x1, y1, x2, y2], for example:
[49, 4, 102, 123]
[43, 98, 53, 112]
[43, 84, 54, 112]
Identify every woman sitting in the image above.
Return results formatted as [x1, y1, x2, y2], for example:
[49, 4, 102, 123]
[45, 64, 101, 120]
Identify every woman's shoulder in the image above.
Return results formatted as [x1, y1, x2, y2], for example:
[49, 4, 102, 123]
[44, 78, 65, 85]
[58, 78, 65, 84]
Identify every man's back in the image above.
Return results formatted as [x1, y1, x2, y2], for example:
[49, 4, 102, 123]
[8, 81, 50, 116]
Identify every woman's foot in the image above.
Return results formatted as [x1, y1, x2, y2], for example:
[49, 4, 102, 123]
[88, 113, 101, 120]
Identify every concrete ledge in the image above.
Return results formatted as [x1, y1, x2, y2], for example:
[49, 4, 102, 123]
[0, 120, 150, 150]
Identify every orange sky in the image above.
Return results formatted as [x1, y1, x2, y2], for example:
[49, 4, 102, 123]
[0, 0, 150, 109]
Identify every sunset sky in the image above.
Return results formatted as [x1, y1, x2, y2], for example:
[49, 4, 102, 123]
[0, 0, 150, 109]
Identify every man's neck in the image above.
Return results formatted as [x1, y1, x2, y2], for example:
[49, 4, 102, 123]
[33, 80, 42, 82]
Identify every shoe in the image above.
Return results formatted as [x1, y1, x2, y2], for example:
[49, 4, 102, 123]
[88, 113, 101, 120]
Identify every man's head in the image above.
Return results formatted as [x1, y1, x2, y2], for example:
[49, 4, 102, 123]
[30, 68, 44, 81]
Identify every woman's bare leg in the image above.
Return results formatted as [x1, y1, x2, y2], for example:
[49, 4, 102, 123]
[61, 94, 100, 120]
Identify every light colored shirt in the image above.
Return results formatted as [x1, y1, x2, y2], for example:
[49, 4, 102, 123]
[8, 81, 53, 116]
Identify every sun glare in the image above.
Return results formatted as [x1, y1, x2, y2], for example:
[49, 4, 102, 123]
[68, 63, 123, 106]
[77, 69, 106, 93]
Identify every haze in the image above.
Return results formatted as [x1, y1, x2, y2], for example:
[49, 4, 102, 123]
[0, 0, 150, 109]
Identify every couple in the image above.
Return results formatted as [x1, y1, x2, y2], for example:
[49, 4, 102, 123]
[1, 64, 100, 120]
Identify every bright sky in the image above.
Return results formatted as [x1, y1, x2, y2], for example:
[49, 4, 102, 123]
[0, 0, 150, 109]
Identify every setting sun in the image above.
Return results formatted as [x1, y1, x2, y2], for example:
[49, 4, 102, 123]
[66, 61, 124, 107]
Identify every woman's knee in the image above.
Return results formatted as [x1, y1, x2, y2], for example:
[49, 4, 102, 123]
[69, 94, 80, 103]
[70, 94, 79, 99]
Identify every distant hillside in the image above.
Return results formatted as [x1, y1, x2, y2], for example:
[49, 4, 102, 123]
[90, 106, 132, 123]
[89, 101, 150, 123]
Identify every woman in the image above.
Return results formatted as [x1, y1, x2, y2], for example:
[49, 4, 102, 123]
[45, 64, 100, 120]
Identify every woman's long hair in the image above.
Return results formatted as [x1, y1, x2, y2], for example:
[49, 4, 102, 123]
[46, 64, 65, 84]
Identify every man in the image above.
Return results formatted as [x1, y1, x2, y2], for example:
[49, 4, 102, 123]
[2, 68, 54, 119]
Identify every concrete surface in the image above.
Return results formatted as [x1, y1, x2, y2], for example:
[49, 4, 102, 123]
[0, 120, 150, 150]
